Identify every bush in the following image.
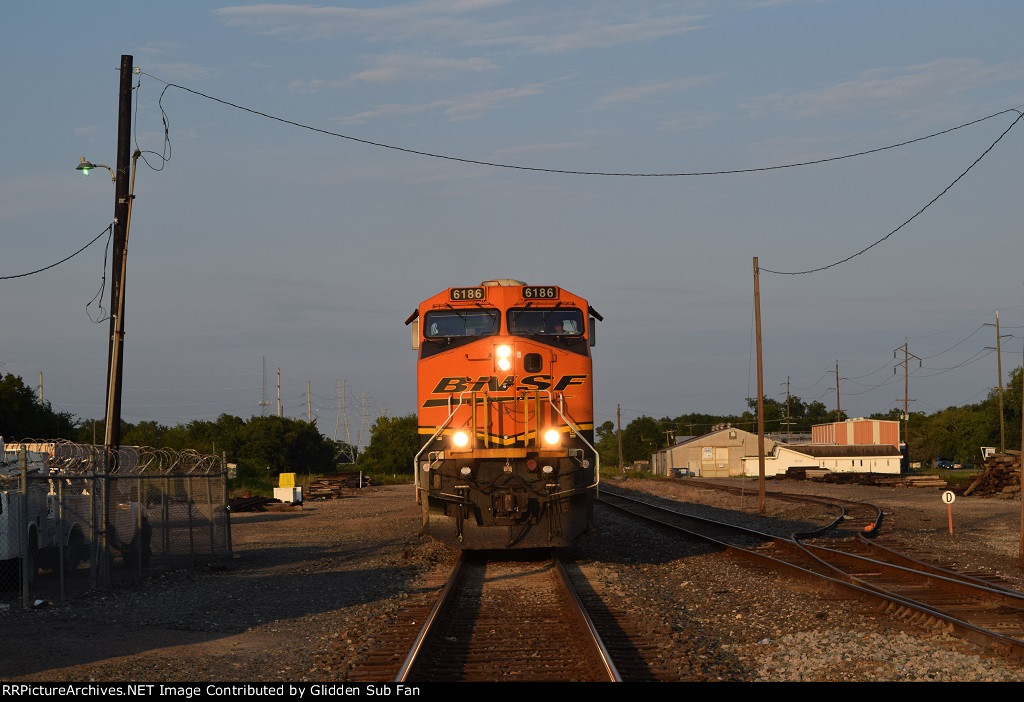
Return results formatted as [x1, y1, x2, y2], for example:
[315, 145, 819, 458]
[939, 470, 982, 490]
[362, 471, 414, 486]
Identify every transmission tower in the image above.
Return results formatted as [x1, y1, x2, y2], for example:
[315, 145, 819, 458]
[259, 356, 270, 416]
[356, 390, 371, 453]
[334, 379, 356, 463]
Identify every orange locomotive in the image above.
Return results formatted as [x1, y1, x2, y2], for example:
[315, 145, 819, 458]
[406, 279, 602, 548]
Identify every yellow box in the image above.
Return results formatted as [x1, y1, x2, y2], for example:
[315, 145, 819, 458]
[279, 472, 296, 487]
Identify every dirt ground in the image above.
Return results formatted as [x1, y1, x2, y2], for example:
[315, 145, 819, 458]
[2, 478, 1023, 682]
[0, 486, 436, 681]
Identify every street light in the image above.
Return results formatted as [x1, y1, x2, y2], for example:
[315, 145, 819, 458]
[76, 156, 116, 182]
[75, 149, 141, 449]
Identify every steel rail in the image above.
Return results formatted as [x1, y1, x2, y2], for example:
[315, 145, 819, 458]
[797, 540, 1024, 608]
[598, 487, 1024, 660]
[395, 551, 621, 682]
[553, 554, 622, 682]
[854, 534, 1023, 594]
[393, 551, 466, 683]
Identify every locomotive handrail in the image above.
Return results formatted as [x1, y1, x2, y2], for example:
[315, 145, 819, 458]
[537, 390, 600, 491]
[411, 391, 472, 492]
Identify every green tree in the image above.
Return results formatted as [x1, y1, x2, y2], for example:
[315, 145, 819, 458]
[358, 414, 419, 474]
[803, 400, 835, 429]
[122, 420, 168, 448]
[595, 420, 618, 469]
[0, 372, 77, 440]
[621, 415, 662, 464]
[234, 416, 335, 477]
[992, 366, 1023, 454]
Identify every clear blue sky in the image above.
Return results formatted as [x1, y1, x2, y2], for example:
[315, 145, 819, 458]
[2, 1, 1024, 444]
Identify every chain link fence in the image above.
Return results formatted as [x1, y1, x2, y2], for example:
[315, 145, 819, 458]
[0, 441, 230, 607]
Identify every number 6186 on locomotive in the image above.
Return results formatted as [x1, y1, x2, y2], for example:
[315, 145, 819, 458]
[405, 279, 602, 549]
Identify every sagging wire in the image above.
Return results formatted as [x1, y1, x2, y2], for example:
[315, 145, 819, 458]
[141, 71, 1021, 178]
[912, 348, 995, 378]
[86, 224, 116, 323]
[919, 324, 987, 360]
[761, 110, 1024, 275]
[0, 223, 113, 281]
[136, 72, 172, 173]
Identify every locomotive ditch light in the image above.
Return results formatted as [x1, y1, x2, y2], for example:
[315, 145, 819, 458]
[460, 466, 473, 477]
[541, 465, 554, 474]
[542, 428, 561, 446]
[452, 430, 470, 448]
[496, 344, 513, 371]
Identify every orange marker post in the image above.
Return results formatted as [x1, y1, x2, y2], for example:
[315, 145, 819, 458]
[942, 490, 956, 536]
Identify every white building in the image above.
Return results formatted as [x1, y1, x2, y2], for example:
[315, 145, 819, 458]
[740, 443, 901, 477]
[652, 426, 902, 479]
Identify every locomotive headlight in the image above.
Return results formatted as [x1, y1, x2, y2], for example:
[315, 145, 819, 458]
[452, 430, 470, 448]
[543, 428, 561, 446]
[496, 345, 513, 371]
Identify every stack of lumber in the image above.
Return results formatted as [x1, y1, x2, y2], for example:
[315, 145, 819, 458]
[824, 473, 947, 488]
[964, 453, 1021, 496]
[785, 467, 830, 480]
[229, 495, 281, 512]
[305, 472, 367, 500]
[869, 474, 946, 488]
[898, 474, 948, 488]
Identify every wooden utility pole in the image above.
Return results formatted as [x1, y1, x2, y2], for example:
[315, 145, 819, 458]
[753, 258, 765, 514]
[103, 54, 135, 470]
[835, 359, 842, 422]
[985, 310, 1008, 452]
[784, 376, 792, 439]
[307, 380, 312, 422]
[1015, 337, 1024, 564]
[894, 338, 920, 469]
[277, 367, 282, 417]
[38, 372, 43, 404]
[997, 311, 1006, 453]
[617, 403, 624, 474]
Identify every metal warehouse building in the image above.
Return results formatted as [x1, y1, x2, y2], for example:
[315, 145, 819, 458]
[650, 427, 770, 478]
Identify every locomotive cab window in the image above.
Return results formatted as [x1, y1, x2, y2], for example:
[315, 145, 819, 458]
[507, 308, 584, 337]
[424, 309, 500, 338]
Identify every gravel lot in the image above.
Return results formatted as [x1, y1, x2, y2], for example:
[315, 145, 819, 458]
[2, 477, 1024, 682]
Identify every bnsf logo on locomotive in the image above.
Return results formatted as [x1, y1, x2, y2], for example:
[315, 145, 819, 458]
[429, 374, 588, 395]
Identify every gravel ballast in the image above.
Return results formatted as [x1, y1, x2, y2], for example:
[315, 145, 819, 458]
[2, 479, 1023, 682]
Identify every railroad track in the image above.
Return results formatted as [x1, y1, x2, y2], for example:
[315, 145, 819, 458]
[392, 550, 621, 682]
[599, 486, 1024, 660]
[669, 479, 1018, 588]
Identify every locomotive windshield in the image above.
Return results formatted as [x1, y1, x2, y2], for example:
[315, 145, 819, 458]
[507, 308, 584, 336]
[424, 308, 500, 338]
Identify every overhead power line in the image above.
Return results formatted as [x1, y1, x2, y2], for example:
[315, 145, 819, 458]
[144, 72, 1020, 178]
[0, 223, 113, 280]
[761, 110, 1024, 275]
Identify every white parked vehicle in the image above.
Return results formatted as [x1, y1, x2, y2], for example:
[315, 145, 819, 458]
[1, 448, 147, 582]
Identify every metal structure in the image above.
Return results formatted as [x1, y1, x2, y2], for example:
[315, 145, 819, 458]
[0, 442, 229, 606]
